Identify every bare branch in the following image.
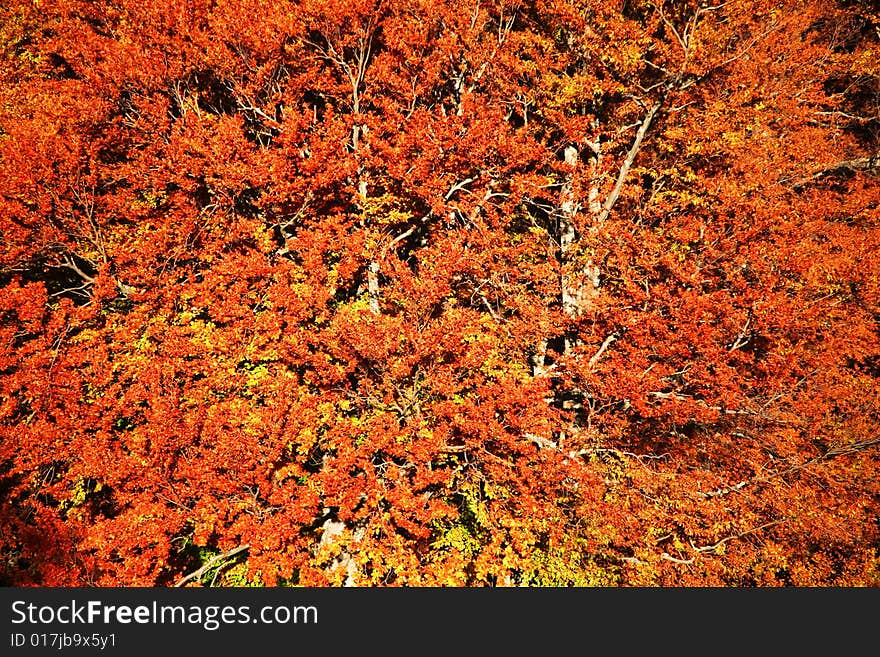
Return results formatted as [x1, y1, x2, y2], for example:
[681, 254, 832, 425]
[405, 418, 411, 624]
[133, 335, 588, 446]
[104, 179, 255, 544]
[660, 552, 695, 565]
[588, 331, 620, 368]
[445, 177, 475, 200]
[174, 544, 250, 587]
[700, 436, 880, 499]
[690, 519, 787, 553]
[597, 98, 665, 224]
[59, 255, 95, 284]
[276, 193, 313, 238]
[727, 315, 751, 352]
[783, 151, 880, 189]
[381, 226, 416, 258]
[524, 433, 558, 450]
[647, 391, 792, 422]
[654, 3, 688, 53]
[814, 110, 878, 123]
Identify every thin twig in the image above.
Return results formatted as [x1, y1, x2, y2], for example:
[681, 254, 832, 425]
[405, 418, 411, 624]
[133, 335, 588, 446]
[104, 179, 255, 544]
[597, 97, 666, 224]
[690, 519, 786, 553]
[660, 552, 695, 565]
[700, 437, 880, 498]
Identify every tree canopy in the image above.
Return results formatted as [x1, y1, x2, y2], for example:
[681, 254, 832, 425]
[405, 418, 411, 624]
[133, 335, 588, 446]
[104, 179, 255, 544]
[2, 0, 879, 586]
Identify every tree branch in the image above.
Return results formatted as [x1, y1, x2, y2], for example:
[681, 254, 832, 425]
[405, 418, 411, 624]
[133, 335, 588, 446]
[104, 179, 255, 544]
[689, 520, 786, 553]
[174, 544, 250, 587]
[700, 437, 880, 499]
[597, 98, 665, 223]
[588, 331, 620, 368]
[784, 152, 880, 189]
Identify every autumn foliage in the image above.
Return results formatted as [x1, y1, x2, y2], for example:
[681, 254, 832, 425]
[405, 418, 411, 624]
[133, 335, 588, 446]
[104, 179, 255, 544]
[1, 0, 879, 586]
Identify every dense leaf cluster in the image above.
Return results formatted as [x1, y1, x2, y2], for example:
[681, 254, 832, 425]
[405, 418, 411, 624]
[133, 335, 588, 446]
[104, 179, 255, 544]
[1, 0, 878, 586]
